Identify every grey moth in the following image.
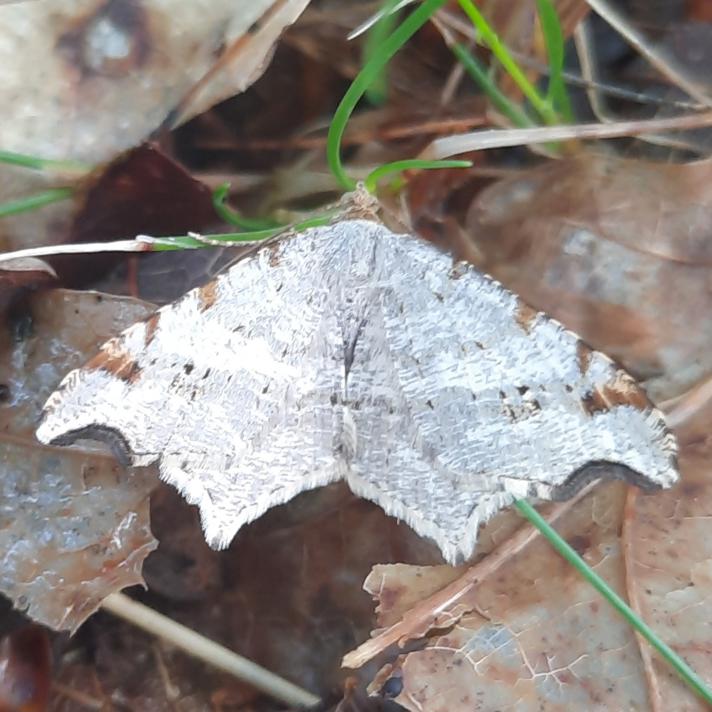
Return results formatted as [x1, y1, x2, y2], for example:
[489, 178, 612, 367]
[37, 219, 678, 564]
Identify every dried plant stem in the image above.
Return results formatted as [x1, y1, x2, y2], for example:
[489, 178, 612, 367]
[622, 487, 664, 712]
[422, 110, 712, 158]
[660, 376, 712, 430]
[51, 682, 105, 710]
[0, 240, 152, 263]
[343, 484, 595, 668]
[101, 593, 320, 708]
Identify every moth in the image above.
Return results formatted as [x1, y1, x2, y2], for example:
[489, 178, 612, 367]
[37, 219, 678, 564]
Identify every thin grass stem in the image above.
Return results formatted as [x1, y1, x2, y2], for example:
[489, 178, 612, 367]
[456, 0, 559, 124]
[0, 187, 73, 219]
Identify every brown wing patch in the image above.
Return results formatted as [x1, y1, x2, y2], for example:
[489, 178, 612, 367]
[268, 243, 282, 267]
[577, 341, 592, 376]
[197, 281, 218, 312]
[515, 302, 538, 334]
[581, 390, 609, 415]
[143, 312, 160, 346]
[602, 371, 650, 410]
[581, 371, 650, 415]
[85, 339, 142, 383]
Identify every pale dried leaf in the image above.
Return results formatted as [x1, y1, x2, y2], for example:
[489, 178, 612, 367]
[0, 0, 310, 251]
[368, 484, 652, 710]
[466, 152, 712, 401]
[0, 289, 157, 631]
[624, 398, 712, 711]
[0, 0, 310, 162]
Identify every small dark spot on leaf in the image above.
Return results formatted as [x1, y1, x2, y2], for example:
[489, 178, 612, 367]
[681, 481, 703, 498]
[57, 0, 150, 78]
[381, 677, 403, 698]
[567, 535, 591, 555]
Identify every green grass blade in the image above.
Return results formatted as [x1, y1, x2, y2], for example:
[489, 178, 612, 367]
[451, 43, 535, 127]
[150, 214, 334, 252]
[365, 159, 472, 192]
[327, 0, 449, 190]
[212, 183, 280, 230]
[363, 0, 402, 105]
[515, 498, 712, 706]
[0, 150, 89, 174]
[535, 0, 574, 122]
[0, 187, 74, 219]
[456, 0, 559, 125]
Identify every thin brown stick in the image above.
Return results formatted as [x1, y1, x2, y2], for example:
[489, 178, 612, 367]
[101, 593, 320, 708]
[622, 486, 664, 712]
[620, 392, 701, 711]
[342, 482, 597, 668]
[659, 375, 712, 430]
[51, 682, 105, 710]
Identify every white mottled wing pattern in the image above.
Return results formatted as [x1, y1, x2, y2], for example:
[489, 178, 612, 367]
[37, 220, 678, 563]
[38, 230, 348, 548]
[343, 232, 677, 563]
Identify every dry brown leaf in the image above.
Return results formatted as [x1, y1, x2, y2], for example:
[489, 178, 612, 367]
[0, 288, 157, 631]
[624, 396, 712, 712]
[0, 258, 56, 310]
[0, 625, 51, 712]
[0, 0, 310, 162]
[465, 152, 712, 402]
[364, 483, 654, 710]
[354, 412, 712, 711]
[0, 0, 310, 252]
